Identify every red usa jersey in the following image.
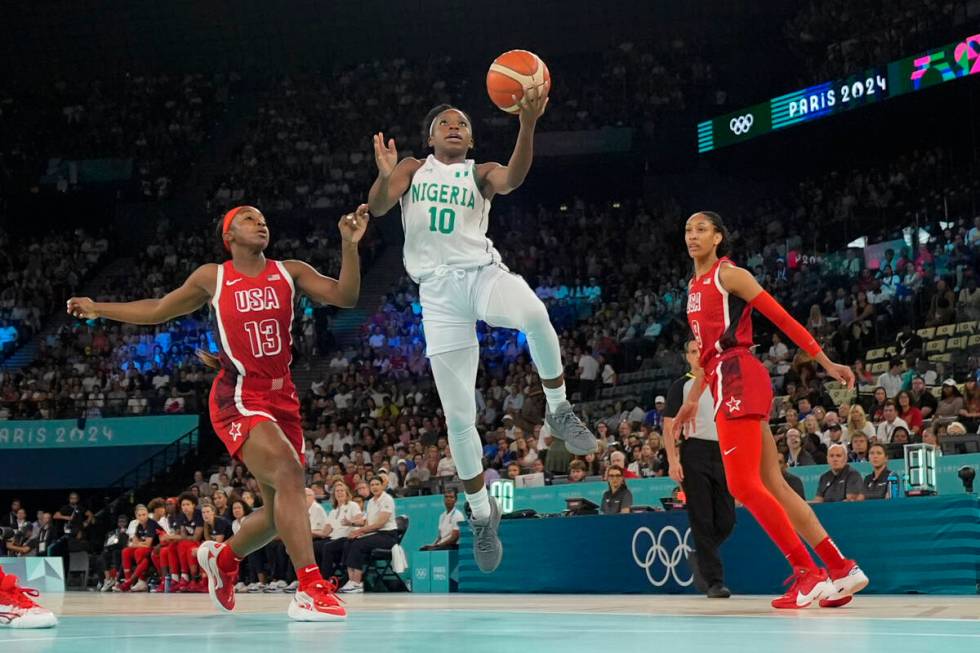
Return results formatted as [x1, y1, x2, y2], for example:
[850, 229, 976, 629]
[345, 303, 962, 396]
[686, 257, 754, 369]
[211, 259, 295, 379]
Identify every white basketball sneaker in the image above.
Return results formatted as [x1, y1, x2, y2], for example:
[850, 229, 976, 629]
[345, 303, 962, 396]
[287, 579, 346, 621]
[0, 571, 58, 629]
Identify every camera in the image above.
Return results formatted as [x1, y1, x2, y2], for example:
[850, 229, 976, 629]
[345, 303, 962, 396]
[0, 526, 14, 540]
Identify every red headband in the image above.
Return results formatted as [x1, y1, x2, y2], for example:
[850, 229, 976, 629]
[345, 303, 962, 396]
[221, 206, 247, 251]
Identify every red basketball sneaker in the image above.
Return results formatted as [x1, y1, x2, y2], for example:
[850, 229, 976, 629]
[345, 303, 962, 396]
[197, 541, 237, 612]
[288, 579, 346, 621]
[771, 567, 834, 609]
[0, 571, 58, 629]
[819, 560, 869, 608]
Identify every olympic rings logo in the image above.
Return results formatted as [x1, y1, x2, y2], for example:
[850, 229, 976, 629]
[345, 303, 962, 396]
[729, 114, 754, 135]
[631, 525, 694, 587]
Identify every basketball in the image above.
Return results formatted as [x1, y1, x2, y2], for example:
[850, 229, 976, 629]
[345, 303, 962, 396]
[486, 49, 551, 114]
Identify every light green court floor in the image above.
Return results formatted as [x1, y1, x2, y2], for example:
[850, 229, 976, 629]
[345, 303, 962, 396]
[4, 594, 979, 653]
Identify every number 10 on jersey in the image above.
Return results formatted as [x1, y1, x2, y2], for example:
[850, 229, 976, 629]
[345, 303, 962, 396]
[428, 207, 456, 234]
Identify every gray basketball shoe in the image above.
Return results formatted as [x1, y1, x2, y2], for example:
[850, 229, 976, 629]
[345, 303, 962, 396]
[545, 401, 598, 455]
[469, 499, 503, 573]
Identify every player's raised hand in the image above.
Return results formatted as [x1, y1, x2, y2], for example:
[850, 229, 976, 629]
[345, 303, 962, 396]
[66, 297, 98, 320]
[373, 132, 398, 178]
[515, 80, 550, 126]
[338, 204, 371, 244]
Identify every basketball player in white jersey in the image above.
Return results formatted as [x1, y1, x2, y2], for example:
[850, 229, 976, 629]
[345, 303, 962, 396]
[368, 83, 596, 572]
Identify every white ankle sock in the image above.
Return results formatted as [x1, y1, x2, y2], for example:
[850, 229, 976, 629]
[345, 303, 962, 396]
[466, 487, 492, 521]
[543, 383, 567, 413]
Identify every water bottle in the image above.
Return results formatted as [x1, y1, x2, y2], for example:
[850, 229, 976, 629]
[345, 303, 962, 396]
[887, 472, 899, 499]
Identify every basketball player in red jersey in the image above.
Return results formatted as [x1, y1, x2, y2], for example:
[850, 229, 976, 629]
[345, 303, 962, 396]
[672, 211, 868, 609]
[66, 204, 369, 621]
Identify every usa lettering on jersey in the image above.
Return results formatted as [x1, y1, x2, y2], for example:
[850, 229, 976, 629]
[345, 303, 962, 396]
[234, 287, 281, 313]
[687, 291, 702, 314]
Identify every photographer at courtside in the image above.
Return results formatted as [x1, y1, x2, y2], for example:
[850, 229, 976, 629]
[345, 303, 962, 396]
[663, 340, 735, 599]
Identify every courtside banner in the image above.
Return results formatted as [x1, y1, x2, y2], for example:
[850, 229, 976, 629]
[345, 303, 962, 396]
[0, 416, 198, 449]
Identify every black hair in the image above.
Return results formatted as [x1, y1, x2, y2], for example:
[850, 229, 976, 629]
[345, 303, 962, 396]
[692, 211, 731, 258]
[214, 214, 228, 258]
[421, 104, 472, 150]
[178, 491, 198, 507]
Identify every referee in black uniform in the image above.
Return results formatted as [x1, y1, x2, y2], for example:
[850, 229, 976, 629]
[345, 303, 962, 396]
[663, 340, 735, 598]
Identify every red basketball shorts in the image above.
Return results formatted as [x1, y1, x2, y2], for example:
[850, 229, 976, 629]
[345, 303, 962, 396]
[705, 350, 773, 420]
[209, 370, 305, 464]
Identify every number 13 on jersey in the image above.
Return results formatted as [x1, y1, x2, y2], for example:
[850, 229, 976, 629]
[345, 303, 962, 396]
[244, 319, 282, 357]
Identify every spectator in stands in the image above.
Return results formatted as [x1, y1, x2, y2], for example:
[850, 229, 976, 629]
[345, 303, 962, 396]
[628, 442, 666, 478]
[846, 405, 876, 442]
[877, 359, 904, 399]
[852, 359, 875, 388]
[609, 449, 639, 478]
[419, 489, 465, 551]
[909, 376, 938, 419]
[3, 499, 20, 530]
[763, 333, 791, 377]
[869, 387, 888, 422]
[785, 428, 815, 467]
[339, 477, 398, 593]
[947, 421, 968, 437]
[777, 452, 805, 500]
[896, 391, 924, 436]
[600, 465, 632, 514]
[863, 444, 894, 500]
[3, 508, 35, 557]
[813, 444, 864, 503]
[848, 432, 870, 463]
[643, 396, 666, 432]
[876, 401, 910, 444]
[958, 380, 980, 431]
[567, 460, 589, 482]
[823, 423, 846, 450]
[577, 346, 600, 400]
[935, 380, 965, 424]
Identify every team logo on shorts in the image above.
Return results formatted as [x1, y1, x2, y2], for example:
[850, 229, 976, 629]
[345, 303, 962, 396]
[725, 396, 741, 413]
[229, 422, 242, 441]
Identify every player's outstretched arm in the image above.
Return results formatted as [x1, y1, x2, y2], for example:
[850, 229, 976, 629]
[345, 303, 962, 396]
[478, 81, 549, 198]
[719, 263, 855, 389]
[66, 264, 216, 325]
[285, 205, 369, 309]
[368, 133, 420, 216]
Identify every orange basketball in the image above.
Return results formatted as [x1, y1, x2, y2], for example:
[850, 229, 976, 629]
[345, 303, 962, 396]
[486, 49, 551, 114]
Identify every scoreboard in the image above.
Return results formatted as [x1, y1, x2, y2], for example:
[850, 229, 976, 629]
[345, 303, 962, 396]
[697, 33, 980, 154]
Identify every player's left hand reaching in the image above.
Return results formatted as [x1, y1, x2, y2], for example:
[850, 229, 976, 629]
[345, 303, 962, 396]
[515, 80, 550, 126]
[338, 204, 371, 244]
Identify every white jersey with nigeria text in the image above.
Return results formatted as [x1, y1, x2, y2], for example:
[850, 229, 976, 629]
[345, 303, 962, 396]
[399, 155, 502, 283]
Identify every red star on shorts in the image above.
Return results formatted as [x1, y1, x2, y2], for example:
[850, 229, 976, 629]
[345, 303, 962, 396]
[725, 397, 741, 413]
[229, 422, 242, 441]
